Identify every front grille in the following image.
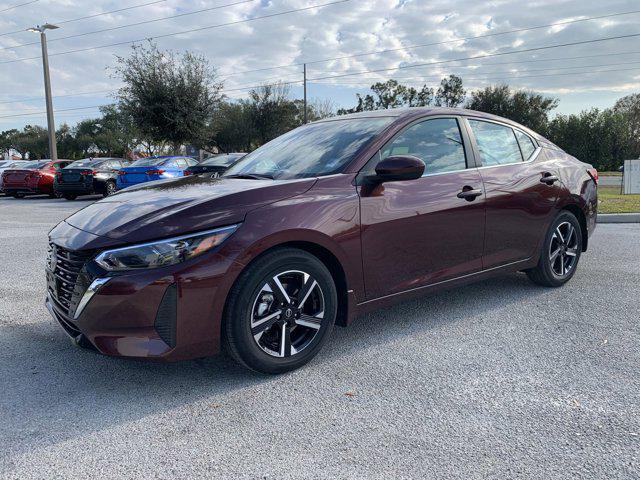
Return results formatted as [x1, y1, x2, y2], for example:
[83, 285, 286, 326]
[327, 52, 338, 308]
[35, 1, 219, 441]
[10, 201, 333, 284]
[47, 243, 95, 318]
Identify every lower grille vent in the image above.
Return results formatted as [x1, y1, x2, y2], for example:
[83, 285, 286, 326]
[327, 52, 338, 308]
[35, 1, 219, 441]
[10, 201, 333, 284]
[155, 284, 177, 348]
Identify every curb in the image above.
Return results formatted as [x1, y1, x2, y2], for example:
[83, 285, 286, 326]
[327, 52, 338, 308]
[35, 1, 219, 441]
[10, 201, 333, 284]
[598, 213, 640, 223]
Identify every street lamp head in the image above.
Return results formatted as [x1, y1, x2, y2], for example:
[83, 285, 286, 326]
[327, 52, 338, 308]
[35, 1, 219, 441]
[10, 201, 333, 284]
[27, 23, 59, 33]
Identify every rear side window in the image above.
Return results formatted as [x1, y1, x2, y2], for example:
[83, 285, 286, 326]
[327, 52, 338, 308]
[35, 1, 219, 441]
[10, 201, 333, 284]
[162, 160, 178, 168]
[468, 120, 523, 166]
[381, 118, 467, 175]
[514, 130, 537, 160]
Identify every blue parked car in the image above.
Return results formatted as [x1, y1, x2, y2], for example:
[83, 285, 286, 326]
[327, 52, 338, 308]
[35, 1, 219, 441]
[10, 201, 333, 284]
[116, 156, 199, 190]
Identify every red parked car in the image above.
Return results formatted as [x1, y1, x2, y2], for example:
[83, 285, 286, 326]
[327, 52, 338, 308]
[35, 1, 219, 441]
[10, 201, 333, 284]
[3, 159, 73, 198]
[46, 108, 597, 373]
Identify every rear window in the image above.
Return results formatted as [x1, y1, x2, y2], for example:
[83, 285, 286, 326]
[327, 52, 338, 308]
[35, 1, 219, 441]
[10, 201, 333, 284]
[130, 158, 166, 167]
[66, 159, 99, 169]
[203, 155, 241, 167]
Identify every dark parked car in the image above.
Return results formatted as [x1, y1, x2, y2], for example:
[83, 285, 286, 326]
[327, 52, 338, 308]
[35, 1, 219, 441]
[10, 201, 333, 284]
[54, 158, 128, 200]
[3, 159, 72, 198]
[46, 108, 597, 373]
[184, 153, 245, 177]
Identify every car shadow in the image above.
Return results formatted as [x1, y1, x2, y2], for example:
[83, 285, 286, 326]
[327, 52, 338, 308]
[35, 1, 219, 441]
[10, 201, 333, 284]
[0, 272, 550, 462]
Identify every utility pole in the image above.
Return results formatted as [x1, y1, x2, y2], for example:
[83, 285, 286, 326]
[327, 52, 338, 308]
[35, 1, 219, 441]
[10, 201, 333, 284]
[27, 23, 59, 161]
[303, 63, 308, 124]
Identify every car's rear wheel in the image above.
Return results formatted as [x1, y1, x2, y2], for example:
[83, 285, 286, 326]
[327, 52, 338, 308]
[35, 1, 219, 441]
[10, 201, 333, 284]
[224, 248, 337, 374]
[103, 181, 116, 197]
[49, 191, 62, 199]
[63, 194, 77, 201]
[526, 211, 582, 287]
[12, 192, 25, 199]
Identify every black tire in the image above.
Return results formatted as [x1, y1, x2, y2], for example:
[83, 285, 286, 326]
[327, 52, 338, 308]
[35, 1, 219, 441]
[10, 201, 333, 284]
[526, 211, 582, 287]
[49, 191, 63, 199]
[63, 194, 77, 201]
[224, 248, 337, 374]
[103, 181, 116, 197]
[12, 192, 25, 199]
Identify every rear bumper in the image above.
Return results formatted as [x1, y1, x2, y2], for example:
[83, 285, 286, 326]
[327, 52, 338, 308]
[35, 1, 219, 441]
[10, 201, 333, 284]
[55, 183, 96, 195]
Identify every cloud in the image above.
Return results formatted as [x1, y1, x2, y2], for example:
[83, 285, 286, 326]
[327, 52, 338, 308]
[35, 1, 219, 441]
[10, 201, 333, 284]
[1, 0, 639, 129]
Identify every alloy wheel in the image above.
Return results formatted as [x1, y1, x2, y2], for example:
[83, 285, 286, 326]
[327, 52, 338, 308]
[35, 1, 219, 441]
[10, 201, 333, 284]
[250, 270, 325, 358]
[548, 221, 579, 277]
[106, 182, 116, 196]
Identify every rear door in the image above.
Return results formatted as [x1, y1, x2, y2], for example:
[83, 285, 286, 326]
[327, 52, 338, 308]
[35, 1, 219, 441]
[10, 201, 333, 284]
[358, 116, 486, 300]
[464, 118, 560, 269]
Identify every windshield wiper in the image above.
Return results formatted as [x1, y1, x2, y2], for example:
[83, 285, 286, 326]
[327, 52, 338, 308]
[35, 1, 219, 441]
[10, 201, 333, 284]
[224, 173, 274, 180]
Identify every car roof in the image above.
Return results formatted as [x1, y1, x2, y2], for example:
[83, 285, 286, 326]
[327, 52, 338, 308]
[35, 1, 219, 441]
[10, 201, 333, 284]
[318, 107, 560, 150]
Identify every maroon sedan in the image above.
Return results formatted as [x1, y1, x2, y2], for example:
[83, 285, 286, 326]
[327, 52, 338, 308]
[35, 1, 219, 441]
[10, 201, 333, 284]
[46, 108, 597, 373]
[3, 159, 72, 198]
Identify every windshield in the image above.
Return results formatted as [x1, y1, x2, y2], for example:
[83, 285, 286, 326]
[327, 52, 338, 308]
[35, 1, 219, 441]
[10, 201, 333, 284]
[130, 157, 166, 167]
[224, 118, 393, 180]
[202, 154, 243, 167]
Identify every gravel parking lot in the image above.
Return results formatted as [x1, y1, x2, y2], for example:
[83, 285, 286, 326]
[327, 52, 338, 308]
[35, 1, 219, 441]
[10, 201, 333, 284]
[0, 195, 638, 479]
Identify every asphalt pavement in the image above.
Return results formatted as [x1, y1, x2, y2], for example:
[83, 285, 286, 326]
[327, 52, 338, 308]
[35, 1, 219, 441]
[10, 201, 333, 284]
[0, 195, 638, 479]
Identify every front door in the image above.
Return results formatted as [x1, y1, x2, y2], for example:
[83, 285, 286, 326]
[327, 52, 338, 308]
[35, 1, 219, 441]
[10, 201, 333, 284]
[358, 117, 486, 300]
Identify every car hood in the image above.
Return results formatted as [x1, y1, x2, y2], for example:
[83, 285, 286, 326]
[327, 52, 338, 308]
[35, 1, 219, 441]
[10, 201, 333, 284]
[62, 175, 317, 245]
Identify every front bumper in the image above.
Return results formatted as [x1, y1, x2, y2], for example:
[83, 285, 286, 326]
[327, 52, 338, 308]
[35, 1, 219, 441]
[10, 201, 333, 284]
[45, 244, 244, 361]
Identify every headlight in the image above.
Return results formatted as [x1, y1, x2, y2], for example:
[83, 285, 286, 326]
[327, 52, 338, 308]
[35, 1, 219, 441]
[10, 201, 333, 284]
[94, 224, 239, 272]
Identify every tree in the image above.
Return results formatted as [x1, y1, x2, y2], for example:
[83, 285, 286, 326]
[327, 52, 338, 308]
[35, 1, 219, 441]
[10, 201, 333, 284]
[211, 101, 256, 153]
[466, 84, 558, 133]
[435, 75, 466, 107]
[337, 79, 435, 114]
[613, 93, 640, 157]
[247, 83, 300, 145]
[547, 108, 634, 170]
[114, 42, 223, 151]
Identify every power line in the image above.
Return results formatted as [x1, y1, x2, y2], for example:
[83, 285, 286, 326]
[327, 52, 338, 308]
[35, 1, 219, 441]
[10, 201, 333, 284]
[0, 0, 351, 65]
[5, 48, 640, 105]
[0, 0, 38, 14]
[1, 0, 259, 50]
[305, 32, 640, 83]
[219, 8, 640, 77]
[0, 89, 114, 105]
[0, 0, 168, 37]
[5, 64, 640, 120]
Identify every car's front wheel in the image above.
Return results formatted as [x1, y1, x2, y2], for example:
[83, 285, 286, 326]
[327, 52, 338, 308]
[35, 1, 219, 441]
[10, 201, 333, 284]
[224, 248, 337, 374]
[526, 211, 583, 287]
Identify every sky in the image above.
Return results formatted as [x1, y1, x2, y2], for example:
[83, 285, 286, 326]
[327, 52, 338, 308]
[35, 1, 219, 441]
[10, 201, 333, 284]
[1, 0, 639, 131]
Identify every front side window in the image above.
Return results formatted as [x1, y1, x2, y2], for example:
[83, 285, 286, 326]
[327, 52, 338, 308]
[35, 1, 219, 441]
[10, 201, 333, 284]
[381, 118, 467, 175]
[468, 120, 523, 166]
[514, 130, 537, 160]
[225, 117, 394, 180]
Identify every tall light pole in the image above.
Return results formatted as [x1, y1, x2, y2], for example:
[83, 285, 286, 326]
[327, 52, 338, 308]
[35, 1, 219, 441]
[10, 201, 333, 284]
[27, 23, 59, 161]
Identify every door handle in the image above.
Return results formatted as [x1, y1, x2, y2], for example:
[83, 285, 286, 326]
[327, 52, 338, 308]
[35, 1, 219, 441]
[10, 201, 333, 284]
[540, 174, 559, 185]
[457, 187, 483, 201]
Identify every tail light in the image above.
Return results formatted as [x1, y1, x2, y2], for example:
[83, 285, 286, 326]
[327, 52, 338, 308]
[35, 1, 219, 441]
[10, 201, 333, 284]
[184, 170, 193, 176]
[587, 168, 598, 185]
[146, 169, 165, 175]
[117, 170, 126, 176]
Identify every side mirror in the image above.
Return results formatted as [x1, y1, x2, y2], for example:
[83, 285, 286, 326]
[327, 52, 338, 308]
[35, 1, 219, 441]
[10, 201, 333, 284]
[372, 155, 425, 183]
